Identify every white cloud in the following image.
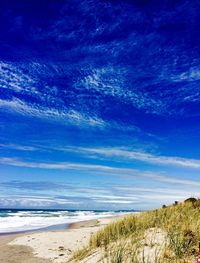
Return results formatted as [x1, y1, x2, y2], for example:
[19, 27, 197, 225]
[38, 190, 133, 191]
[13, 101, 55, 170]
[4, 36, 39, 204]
[0, 98, 105, 128]
[173, 68, 200, 82]
[0, 61, 35, 93]
[115, 186, 194, 196]
[0, 195, 77, 208]
[0, 98, 142, 132]
[96, 200, 135, 204]
[0, 157, 120, 172]
[0, 143, 36, 151]
[1, 156, 200, 187]
[76, 147, 200, 169]
[80, 67, 161, 113]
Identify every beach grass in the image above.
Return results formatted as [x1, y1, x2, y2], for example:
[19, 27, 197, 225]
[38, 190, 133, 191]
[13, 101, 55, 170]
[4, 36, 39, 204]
[71, 198, 200, 262]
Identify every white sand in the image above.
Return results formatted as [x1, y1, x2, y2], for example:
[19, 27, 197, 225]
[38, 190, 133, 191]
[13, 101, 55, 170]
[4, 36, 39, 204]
[7, 216, 167, 263]
[9, 217, 120, 263]
[138, 228, 167, 263]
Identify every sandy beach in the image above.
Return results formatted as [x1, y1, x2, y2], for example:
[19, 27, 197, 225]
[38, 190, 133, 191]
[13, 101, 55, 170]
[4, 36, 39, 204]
[0, 216, 121, 263]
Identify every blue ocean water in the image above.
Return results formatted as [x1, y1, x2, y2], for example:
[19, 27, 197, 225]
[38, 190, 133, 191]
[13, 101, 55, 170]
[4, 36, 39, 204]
[0, 209, 133, 233]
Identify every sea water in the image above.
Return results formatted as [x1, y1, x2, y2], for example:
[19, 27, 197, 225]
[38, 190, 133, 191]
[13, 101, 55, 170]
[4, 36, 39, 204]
[0, 209, 131, 233]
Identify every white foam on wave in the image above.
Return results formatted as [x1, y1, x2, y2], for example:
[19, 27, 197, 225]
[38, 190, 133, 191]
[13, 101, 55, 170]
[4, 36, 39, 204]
[0, 210, 123, 233]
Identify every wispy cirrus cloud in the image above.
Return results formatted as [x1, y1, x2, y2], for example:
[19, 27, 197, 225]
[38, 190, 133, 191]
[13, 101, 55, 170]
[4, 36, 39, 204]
[0, 98, 105, 128]
[172, 67, 200, 83]
[80, 66, 162, 113]
[1, 180, 195, 198]
[0, 97, 143, 133]
[0, 180, 196, 209]
[0, 143, 36, 151]
[74, 147, 200, 169]
[0, 195, 78, 208]
[2, 1, 200, 119]
[1, 156, 200, 187]
[0, 62, 36, 93]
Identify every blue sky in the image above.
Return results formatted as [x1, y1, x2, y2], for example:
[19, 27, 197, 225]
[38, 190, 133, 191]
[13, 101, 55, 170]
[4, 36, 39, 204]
[1, 0, 200, 210]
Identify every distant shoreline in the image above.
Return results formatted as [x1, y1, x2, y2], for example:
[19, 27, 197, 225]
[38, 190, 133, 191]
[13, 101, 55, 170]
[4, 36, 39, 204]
[0, 208, 134, 236]
[0, 214, 124, 237]
[0, 222, 69, 237]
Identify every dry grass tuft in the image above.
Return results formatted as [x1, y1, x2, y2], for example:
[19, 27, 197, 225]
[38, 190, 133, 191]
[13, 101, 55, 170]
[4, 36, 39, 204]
[72, 199, 200, 262]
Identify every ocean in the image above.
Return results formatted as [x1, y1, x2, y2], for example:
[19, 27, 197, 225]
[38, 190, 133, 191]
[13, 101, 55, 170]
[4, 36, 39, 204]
[0, 209, 132, 234]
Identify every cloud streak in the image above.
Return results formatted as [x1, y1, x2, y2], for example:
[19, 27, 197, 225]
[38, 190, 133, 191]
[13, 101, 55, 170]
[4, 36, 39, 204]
[0, 143, 36, 151]
[0, 180, 196, 209]
[75, 147, 200, 169]
[0, 98, 105, 128]
[1, 156, 200, 187]
[0, 195, 78, 208]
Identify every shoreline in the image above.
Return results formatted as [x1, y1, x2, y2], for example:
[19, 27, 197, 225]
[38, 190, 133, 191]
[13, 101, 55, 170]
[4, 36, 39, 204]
[0, 214, 122, 237]
[0, 223, 69, 237]
[0, 215, 125, 263]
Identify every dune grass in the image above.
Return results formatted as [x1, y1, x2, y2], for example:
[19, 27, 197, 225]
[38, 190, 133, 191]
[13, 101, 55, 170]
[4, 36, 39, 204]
[72, 199, 200, 262]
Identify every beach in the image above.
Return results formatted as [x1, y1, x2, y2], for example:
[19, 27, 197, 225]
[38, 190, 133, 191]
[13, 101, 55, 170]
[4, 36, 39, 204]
[0, 216, 122, 263]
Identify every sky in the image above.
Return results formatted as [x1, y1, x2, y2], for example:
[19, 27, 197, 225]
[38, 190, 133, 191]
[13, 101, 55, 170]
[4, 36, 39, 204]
[1, 0, 200, 210]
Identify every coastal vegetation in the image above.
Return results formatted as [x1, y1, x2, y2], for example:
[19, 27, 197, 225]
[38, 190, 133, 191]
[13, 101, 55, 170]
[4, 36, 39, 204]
[72, 198, 200, 263]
